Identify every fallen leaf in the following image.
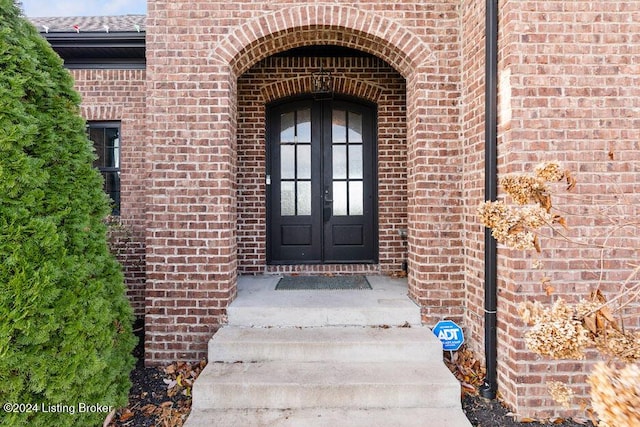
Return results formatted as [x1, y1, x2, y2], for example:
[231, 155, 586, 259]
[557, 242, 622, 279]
[596, 313, 605, 331]
[141, 404, 157, 416]
[118, 409, 134, 422]
[583, 314, 597, 334]
[599, 306, 617, 324]
[103, 409, 116, 427]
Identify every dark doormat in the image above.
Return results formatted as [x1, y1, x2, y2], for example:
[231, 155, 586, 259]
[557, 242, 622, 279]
[275, 275, 372, 290]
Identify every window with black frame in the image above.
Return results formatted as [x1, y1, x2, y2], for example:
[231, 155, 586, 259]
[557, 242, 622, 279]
[88, 122, 121, 215]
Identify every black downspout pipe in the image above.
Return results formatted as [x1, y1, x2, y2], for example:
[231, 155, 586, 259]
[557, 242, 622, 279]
[480, 0, 499, 400]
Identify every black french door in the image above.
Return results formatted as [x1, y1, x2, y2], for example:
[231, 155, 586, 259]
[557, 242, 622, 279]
[267, 98, 377, 264]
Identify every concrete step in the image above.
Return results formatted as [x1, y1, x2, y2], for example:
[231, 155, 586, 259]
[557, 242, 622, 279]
[227, 304, 421, 327]
[186, 277, 471, 427]
[191, 361, 460, 410]
[208, 326, 444, 363]
[185, 407, 472, 427]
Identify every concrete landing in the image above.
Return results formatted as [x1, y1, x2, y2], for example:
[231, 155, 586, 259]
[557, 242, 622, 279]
[227, 275, 422, 327]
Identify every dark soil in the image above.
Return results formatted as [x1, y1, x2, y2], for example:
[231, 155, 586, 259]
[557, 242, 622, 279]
[462, 394, 594, 427]
[107, 321, 195, 427]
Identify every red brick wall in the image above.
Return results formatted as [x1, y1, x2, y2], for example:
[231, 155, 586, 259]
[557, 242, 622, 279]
[71, 69, 147, 317]
[460, 0, 487, 361]
[145, 0, 464, 366]
[237, 56, 407, 275]
[489, 0, 640, 418]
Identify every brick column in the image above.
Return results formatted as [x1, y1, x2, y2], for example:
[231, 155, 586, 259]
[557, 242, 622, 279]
[406, 70, 465, 325]
[145, 65, 238, 366]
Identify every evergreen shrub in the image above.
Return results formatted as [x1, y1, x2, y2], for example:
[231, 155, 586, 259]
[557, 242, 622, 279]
[0, 1, 136, 425]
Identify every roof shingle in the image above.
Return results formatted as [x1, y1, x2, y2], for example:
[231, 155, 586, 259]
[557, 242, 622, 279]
[28, 15, 145, 33]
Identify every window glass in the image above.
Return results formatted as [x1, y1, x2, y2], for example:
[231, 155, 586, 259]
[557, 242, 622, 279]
[333, 181, 348, 216]
[297, 181, 311, 216]
[281, 145, 295, 179]
[332, 110, 347, 143]
[348, 145, 363, 179]
[280, 112, 295, 143]
[348, 112, 363, 142]
[297, 109, 311, 143]
[297, 145, 311, 179]
[349, 181, 363, 215]
[88, 122, 121, 215]
[280, 181, 295, 216]
[332, 145, 347, 179]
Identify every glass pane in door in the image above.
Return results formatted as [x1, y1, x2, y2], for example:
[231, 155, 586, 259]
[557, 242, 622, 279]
[280, 112, 295, 142]
[348, 112, 363, 142]
[297, 145, 311, 179]
[332, 110, 347, 143]
[281, 145, 295, 179]
[297, 181, 311, 215]
[348, 145, 363, 179]
[332, 145, 347, 179]
[333, 181, 348, 216]
[349, 181, 363, 215]
[297, 109, 311, 142]
[281, 181, 295, 216]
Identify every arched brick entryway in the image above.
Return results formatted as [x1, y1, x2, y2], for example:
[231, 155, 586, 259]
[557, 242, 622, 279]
[145, 2, 463, 365]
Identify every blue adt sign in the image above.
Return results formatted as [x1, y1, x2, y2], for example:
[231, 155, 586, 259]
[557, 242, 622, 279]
[433, 320, 464, 351]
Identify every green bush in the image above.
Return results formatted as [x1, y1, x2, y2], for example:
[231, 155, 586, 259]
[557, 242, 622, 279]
[0, 1, 136, 425]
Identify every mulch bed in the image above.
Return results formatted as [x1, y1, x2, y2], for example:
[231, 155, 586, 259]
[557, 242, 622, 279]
[107, 325, 595, 427]
[105, 322, 204, 427]
[448, 348, 594, 427]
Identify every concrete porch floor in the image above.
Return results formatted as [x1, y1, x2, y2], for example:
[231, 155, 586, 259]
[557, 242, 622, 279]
[229, 275, 422, 327]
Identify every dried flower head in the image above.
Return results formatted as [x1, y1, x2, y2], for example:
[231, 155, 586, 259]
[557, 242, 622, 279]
[588, 362, 640, 427]
[548, 381, 574, 408]
[575, 294, 640, 363]
[535, 162, 565, 182]
[478, 202, 551, 251]
[477, 200, 509, 230]
[593, 330, 640, 363]
[500, 174, 549, 205]
[518, 300, 546, 326]
[522, 299, 590, 360]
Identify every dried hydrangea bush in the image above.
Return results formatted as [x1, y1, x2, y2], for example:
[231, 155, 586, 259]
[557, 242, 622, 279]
[479, 162, 640, 425]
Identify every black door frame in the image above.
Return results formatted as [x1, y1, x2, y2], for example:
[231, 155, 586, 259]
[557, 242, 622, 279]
[266, 95, 378, 265]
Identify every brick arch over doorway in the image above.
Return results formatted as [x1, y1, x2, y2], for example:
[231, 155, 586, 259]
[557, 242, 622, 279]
[145, 1, 463, 365]
[259, 76, 385, 105]
[209, 5, 432, 78]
